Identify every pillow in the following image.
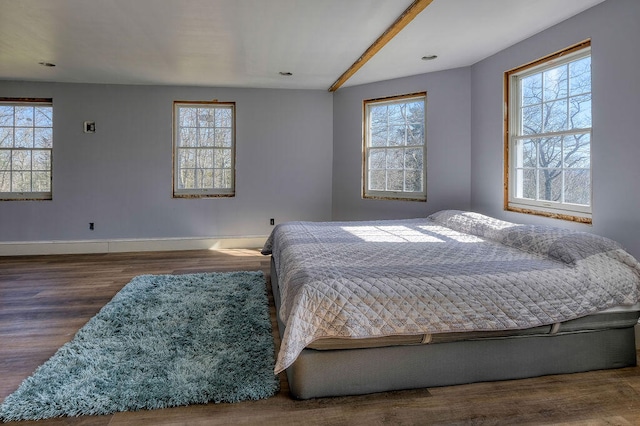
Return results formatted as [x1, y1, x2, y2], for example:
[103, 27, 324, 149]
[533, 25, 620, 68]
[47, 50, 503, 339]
[548, 232, 625, 265]
[429, 210, 635, 267]
[498, 224, 624, 265]
[428, 210, 515, 240]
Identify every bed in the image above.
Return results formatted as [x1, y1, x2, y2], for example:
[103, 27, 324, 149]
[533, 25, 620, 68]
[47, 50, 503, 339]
[261, 210, 640, 399]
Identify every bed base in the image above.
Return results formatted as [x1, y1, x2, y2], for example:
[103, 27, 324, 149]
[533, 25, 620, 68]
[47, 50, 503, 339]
[271, 258, 638, 400]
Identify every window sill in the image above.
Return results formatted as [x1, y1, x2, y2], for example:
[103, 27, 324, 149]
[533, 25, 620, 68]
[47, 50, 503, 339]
[505, 204, 592, 225]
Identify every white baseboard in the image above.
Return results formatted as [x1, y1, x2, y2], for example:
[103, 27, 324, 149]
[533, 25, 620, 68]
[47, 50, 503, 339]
[0, 235, 268, 256]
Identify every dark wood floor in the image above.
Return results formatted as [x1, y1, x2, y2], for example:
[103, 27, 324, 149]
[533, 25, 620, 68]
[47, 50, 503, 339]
[2, 249, 640, 425]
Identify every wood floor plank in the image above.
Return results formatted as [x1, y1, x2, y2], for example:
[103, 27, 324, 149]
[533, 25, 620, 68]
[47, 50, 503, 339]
[1, 249, 640, 425]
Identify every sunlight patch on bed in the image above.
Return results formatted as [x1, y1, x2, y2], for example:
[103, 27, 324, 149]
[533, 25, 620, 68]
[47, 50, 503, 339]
[341, 225, 486, 243]
[342, 226, 442, 242]
[417, 226, 485, 243]
[341, 225, 445, 243]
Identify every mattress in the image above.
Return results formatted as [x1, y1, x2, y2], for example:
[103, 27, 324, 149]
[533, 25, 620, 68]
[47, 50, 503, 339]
[306, 308, 640, 350]
[269, 252, 640, 351]
[270, 258, 640, 399]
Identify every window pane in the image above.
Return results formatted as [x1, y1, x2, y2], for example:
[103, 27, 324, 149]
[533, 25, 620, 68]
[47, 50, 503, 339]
[200, 169, 214, 188]
[224, 170, 233, 187]
[386, 170, 404, 191]
[223, 149, 232, 168]
[12, 150, 31, 170]
[179, 169, 196, 189]
[0, 127, 13, 147]
[198, 128, 216, 147]
[542, 100, 567, 132]
[515, 168, 536, 200]
[12, 171, 31, 192]
[564, 169, 590, 205]
[387, 104, 405, 125]
[214, 169, 232, 188]
[543, 65, 568, 101]
[197, 149, 214, 169]
[564, 134, 590, 168]
[515, 139, 537, 168]
[0, 171, 10, 191]
[34, 107, 52, 127]
[215, 128, 232, 147]
[215, 108, 233, 127]
[406, 101, 423, 121]
[369, 170, 385, 190]
[569, 56, 591, 96]
[369, 149, 385, 169]
[32, 171, 50, 192]
[179, 107, 197, 127]
[214, 149, 232, 168]
[404, 148, 423, 170]
[198, 108, 216, 127]
[0, 150, 9, 170]
[178, 149, 196, 169]
[192, 169, 203, 188]
[569, 95, 591, 130]
[15, 107, 34, 127]
[370, 127, 387, 147]
[34, 128, 52, 148]
[32, 150, 51, 171]
[0, 106, 14, 126]
[407, 123, 424, 146]
[538, 137, 563, 168]
[521, 105, 542, 135]
[15, 128, 34, 148]
[521, 74, 542, 106]
[404, 170, 423, 192]
[370, 104, 386, 120]
[179, 128, 198, 147]
[386, 148, 403, 169]
[538, 169, 562, 202]
[388, 125, 405, 146]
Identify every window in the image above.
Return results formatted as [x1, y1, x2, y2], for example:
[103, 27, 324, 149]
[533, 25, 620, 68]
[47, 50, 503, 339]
[173, 101, 235, 197]
[363, 92, 426, 201]
[0, 98, 53, 200]
[505, 40, 592, 223]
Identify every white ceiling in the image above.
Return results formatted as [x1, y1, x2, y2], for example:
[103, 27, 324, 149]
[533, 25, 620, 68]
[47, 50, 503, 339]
[0, 0, 605, 91]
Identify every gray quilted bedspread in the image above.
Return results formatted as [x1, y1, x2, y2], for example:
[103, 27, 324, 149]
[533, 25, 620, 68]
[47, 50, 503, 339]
[262, 210, 640, 374]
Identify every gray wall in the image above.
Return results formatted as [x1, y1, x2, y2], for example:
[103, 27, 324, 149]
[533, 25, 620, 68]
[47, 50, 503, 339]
[470, 0, 640, 258]
[0, 81, 333, 241]
[331, 68, 472, 220]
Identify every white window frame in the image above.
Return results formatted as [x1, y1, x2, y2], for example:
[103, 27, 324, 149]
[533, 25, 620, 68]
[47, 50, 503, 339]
[363, 92, 427, 201]
[173, 101, 236, 198]
[504, 41, 592, 223]
[0, 98, 53, 201]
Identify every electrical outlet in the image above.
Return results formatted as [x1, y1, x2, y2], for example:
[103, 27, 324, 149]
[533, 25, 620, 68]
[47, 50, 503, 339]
[89, 222, 94, 230]
[270, 218, 275, 226]
[83, 121, 96, 133]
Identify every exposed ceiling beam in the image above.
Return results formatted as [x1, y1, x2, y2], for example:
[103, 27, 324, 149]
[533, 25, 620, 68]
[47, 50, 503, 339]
[328, 0, 434, 92]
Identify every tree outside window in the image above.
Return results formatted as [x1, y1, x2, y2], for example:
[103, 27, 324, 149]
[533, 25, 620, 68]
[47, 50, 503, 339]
[173, 101, 235, 198]
[0, 99, 53, 200]
[363, 92, 426, 201]
[505, 41, 591, 222]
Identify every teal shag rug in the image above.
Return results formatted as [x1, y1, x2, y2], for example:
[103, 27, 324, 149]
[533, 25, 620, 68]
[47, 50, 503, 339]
[0, 271, 279, 422]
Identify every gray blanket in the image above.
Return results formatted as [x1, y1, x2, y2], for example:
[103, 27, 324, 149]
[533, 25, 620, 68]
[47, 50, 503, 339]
[262, 210, 640, 374]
